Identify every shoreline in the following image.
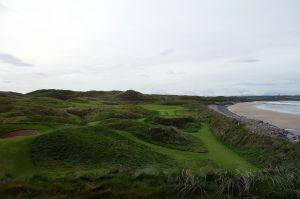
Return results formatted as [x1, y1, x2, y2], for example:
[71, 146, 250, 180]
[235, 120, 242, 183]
[209, 103, 300, 141]
[228, 102, 300, 136]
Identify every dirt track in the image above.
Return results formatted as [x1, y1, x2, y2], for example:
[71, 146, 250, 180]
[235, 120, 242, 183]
[0, 129, 38, 139]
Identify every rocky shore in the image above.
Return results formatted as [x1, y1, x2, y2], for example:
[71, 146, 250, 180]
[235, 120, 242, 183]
[209, 103, 299, 141]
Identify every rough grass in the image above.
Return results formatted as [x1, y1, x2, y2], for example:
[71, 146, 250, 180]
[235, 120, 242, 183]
[121, 123, 255, 172]
[99, 118, 207, 153]
[31, 125, 174, 170]
[195, 104, 300, 168]
[141, 104, 190, 118]
[1, 93, 298, 198]
[1, 168, 299, 199]
[146, 115, 201, 133]
[0, 105, 80, 124]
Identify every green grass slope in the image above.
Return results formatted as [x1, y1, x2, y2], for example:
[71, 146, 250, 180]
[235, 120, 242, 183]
[99, 118, 206, 153]
[0, 137, 36, 177]
[0, 92, 298, 198]
[142, 104, 190, 117]
[121, 123, 255, 172]
[0, 123, 69, 176]
[31, 125, 174, 171]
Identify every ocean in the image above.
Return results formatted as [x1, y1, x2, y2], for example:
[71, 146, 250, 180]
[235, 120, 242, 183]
[256, 101, 300, 115]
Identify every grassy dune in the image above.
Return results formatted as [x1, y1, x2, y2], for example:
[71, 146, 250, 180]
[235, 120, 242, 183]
[121, 123, 254, 172]
[140, 105, 254, 170]
[0, 102, 253, 177]
[142, 104, 190, 117]
[0, 91, 299, 198]
[31, 125, 174, 172]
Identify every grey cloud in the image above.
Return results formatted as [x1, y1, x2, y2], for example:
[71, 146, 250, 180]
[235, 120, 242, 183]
[240, 82, 276, 87]
[0, 53, 33, 67]
[159, 48, 174, 56]
[166, 70, 184, 75]
[0, 80, 14, 84]
[231, 58, 261, 63]
[241, 79, 300, 87]
[33, 73, 47, 77]
[0, 2, 7, 10]
[140, 74, 150, 78]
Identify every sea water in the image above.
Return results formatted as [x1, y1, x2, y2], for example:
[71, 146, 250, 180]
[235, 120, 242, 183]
[256, 101, 300, 115]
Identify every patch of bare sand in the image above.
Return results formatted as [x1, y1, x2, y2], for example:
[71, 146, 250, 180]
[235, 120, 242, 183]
[0, 129, 38, 139]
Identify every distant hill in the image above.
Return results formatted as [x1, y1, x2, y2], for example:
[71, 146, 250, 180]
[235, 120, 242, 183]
[27, 89, 78, 100]
[0, 91, 23, 97]
[27, 89, 156, 102]
[116, 90, 155, 102]
[9, 88, 300, 104]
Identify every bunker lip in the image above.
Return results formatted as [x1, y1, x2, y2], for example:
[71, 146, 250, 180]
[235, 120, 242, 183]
[0, 129, 38, 139]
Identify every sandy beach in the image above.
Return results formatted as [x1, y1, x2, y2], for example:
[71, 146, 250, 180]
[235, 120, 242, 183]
[228, 102, 300, 135]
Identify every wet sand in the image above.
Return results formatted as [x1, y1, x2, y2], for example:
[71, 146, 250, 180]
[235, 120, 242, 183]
[228, 102, 300, 135]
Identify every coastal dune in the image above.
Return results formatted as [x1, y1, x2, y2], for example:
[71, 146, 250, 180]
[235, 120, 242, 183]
[228, 102, 300, 135]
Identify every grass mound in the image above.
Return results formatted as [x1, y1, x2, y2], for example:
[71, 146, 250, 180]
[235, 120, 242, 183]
[27, 89, 125, 101]
[141, 104, 190, 117]
[31, 125, 173, 169]
[100, 118, 207, 153]
[100, 118, 150, 132]
[147, 116, 201, 133]
[148, 127, 189, 144]
[0, 105, 79, 124]
[85, 105, 153, 122]
[117, 90, 154, 102]
[27, 89, 77, 100]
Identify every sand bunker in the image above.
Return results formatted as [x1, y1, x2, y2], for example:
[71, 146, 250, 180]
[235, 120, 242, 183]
[0, 129, 38, 139]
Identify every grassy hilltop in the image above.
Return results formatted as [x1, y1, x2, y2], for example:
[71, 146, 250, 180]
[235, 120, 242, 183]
[0, 89, 299, 198]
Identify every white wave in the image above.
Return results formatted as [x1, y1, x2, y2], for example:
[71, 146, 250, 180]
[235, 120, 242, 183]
[256, 101, 300, 115]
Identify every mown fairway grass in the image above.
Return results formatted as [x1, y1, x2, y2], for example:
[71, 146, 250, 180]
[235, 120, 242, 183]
[0, 137, 36, 176]
[194, 124, 255, 170]
[0, 123, 51, 176]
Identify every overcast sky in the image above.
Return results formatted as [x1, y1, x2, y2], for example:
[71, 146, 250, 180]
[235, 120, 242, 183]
[0, 0, 300, 96]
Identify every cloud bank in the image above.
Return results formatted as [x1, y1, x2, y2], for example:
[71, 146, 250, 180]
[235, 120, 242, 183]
[0, 53, 33, 67]
[0, 0, 299, 95]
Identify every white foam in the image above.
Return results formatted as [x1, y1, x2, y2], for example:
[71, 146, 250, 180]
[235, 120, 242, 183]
[256, 101, 300, 115]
